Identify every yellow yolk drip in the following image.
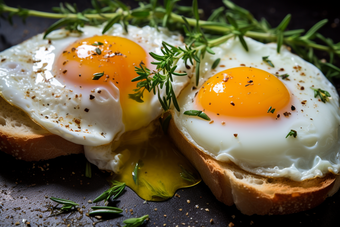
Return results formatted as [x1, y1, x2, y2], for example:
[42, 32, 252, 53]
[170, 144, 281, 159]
[55, 35, 153, 130]
[196, 67, 290, 118]
[112, 124, 201, 201]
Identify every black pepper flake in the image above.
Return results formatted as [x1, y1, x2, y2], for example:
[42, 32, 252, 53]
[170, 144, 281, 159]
[79, 74, 81, 77]
[192, 86, 197, 90]
[48, 39, 52, 44]
[300, 86, 305, 90]
[301, 100, 307, 105]
[97, 90, 102, 94]
[71, 47, 76, 52]
[234, 134, 238, 138]
[291, 105, 296, 111]
[186, 65, 191, 69]
[230, 101, 235, 106]
[90, 94, 95, 100]
[277, 114, 280, 118]
[62, 70, 67, 74]
[1, 58, 6, 62]
[283, 112, 291, 117]
[84, 108, 89, 112]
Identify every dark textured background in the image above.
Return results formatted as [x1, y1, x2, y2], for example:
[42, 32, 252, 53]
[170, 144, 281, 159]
[1, 0, 340, 226]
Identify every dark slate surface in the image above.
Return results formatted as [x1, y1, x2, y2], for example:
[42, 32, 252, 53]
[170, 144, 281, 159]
[1, 0, 340, 226]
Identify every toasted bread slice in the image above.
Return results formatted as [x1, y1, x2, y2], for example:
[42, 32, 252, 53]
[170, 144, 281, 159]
[0, 96, 83, 161]
[167, 111, 340, 215]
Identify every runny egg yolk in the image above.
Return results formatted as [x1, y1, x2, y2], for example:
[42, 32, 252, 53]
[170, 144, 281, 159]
[55, 35, 153, 131]
[196, 67, 290, 118]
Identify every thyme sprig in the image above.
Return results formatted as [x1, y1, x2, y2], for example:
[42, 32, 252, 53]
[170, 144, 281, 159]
[49, 197, 79, 216]
[92, 180, 125, 203]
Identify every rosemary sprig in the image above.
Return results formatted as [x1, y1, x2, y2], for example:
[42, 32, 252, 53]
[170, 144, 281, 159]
[49, 197, 79, 215]
[92, 180, 125, 203]
[1, 0, 340, 109]
[123, 214, 149, 227]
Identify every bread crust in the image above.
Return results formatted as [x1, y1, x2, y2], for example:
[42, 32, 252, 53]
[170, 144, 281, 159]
[0, 97, 83, 161]
[167, 111, 340, 215]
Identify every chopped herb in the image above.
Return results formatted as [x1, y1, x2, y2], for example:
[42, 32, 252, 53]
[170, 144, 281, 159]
[143, 180, 171, 199]
[285, 129, 297, 138]
[85, 160, 92, 178]
[267, 106, 276, 114]
[123, 214, 149, 227]
[211, 58, 221, 69]
[49, 197, 78, 215]
[278, 73, 289, 80]
[179, 165, 199, 183]
[95, 47, 101, 55]
[92, 72, 104, 80]
[262, 56, 275, 67]
[184, 110, 211, 121]
[311, 87, 331, 103]
[92, 180, 125, 203]
[92, 42, 104, 46]
[132, 161, 141, 185]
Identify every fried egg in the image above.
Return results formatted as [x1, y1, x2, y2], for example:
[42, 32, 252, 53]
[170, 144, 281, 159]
[173, 37, 340, 181]
[0, 24, 189, 148]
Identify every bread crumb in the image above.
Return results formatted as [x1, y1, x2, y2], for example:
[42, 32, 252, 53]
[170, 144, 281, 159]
[205, 208, 209, 212]
[154, 208, 157, 211]
[229, 222, 234, 227]
[179, 209, 182, 211]
[187, 200, 190, 204]
[210, 219, 214, 224]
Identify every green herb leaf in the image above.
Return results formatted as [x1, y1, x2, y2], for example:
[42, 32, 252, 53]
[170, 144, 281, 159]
[85, 161, 92, 178]
[161, 114, 172, 134]
[179, 165, 199, 183]
[183, 110, 211, 121]
[92, 72, 104, 80]
[49, 197, 79, 214]
[310, 87, 331, 103]
[143, 180, 171, 199]
[286, 129, 297, 138]
[123, 214, 149, 227]
[92, 42, 104, 46]
[212, 58, 221, 69]
[278, 74, 289, 80]
[89, 206, 123, 216]
[92, 180, 125, 203]
[267, 106, 276, 114]
[262, 56, 274, 67]
[132, 162, 140, 185]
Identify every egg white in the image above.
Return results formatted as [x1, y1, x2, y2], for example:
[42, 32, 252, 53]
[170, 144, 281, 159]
[0, 24, 190, 148]
[174, 37, 340, 181]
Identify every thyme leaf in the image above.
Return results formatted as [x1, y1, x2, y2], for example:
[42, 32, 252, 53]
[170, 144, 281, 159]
[311, 87, 331, 103]
[262, 56, 274, 67]
[286, 129, 297, 138]
[183, 110, 211, 121]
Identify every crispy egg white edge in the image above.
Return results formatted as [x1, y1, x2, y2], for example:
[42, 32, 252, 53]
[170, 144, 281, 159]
[173, 37, 340, 181]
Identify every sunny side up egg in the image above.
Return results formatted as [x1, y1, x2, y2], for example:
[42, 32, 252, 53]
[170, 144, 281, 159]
[173, 37, 340, 181]
[0, 24, 190, 169]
